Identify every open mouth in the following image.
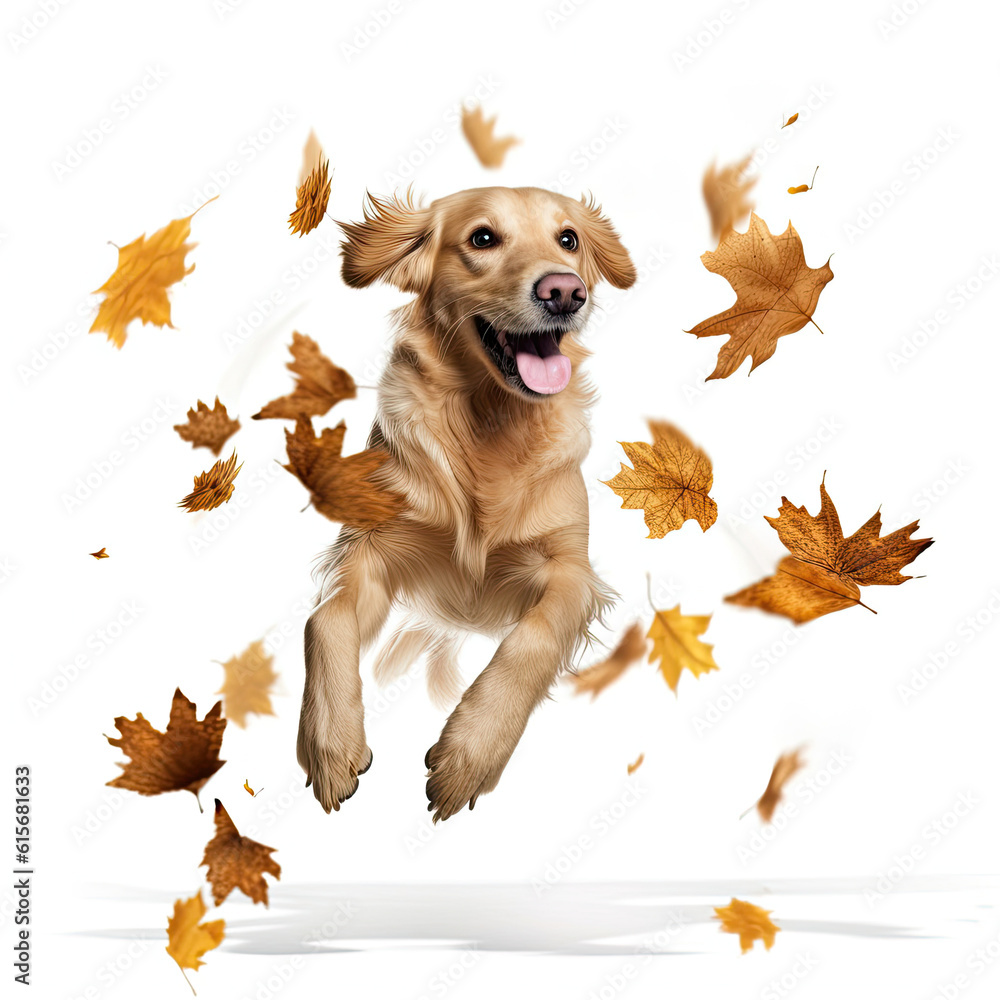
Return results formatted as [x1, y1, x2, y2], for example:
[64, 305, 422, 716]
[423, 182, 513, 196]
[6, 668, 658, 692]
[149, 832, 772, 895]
[474, 316, 573, 396]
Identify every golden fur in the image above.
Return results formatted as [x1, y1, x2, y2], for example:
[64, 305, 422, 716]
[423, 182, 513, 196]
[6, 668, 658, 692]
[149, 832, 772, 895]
[297, 186, 636, 820]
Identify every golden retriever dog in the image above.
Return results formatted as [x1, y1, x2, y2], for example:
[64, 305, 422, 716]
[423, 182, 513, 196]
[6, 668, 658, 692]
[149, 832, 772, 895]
[297, 186, 636, 821]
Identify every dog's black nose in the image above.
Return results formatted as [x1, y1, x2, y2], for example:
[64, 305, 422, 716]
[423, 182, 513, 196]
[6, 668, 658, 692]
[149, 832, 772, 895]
[535, 272, 587, 315]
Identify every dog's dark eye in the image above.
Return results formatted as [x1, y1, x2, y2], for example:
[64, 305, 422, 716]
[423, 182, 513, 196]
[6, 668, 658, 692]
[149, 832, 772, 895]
[470, 227, 498, 249]
[559, 229, 579, 252]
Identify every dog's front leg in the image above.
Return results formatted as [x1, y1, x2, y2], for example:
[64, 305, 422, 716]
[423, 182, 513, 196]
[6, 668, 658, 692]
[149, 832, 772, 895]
[425, 557, 604, 822]
[297, 552, 391, 812]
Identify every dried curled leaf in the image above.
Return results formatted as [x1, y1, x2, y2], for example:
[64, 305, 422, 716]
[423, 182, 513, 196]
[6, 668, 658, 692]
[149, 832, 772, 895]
[283, 417, 405, 528]
[714, 898, 780, 953]
[90, 203, 211, 349]
[755, 748, 806, 823]
[201, 800, 281, 907]
[461, 106, 520, 168]
[106, 689, 226, 805]
[627, 753, 645, 775]
[253, 332, 356, 421]
[648, 605, 718, 693]
[165, 891, 225, 979]
[179, 452, 242, 512]
[289, 131, 331, 236]
[702, 154, 756, 242]
[782, 112, 799, 128]
[216, 639, 277, 729]
[687, 214, 834, 380]
[89, 547, 109, 560]
[726, 475, 933, 623]
[571, 622, 647, 699]
[174, 398, 240, 456]
[603, 420, 717, 538]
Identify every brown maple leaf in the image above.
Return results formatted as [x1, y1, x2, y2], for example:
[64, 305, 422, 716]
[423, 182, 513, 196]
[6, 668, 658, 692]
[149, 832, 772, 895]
[106, 688, 226, 808]
[253, 332, 357, 421]
[289, 130, 331, 237]
[90, 203, 212, 349]
[687, 213, 834, 380]
[714, 898, 780, 953]
[216, 639, 277, 729]
[179, 452, 242, 512]
[754, 748, 806, 823]
[283, 417, 405, 528]
[165, 890, 225, 990]
[726, 475, 933, 623]
[201, 800, 281, 907]
[174, 398, 240, 456]
[702, 154, 756, 243]
[89, 547, 109, 560]
[603, 420, 717, 538]
[571, 622, 647, 699]
[461, 106, 520, 168]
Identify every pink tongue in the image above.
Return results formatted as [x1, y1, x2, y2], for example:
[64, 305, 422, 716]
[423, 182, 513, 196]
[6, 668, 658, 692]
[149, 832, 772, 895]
[515, 350, 572, 394]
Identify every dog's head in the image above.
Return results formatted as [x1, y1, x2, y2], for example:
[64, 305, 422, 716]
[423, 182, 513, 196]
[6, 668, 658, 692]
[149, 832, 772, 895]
[339, 186, 636, 398]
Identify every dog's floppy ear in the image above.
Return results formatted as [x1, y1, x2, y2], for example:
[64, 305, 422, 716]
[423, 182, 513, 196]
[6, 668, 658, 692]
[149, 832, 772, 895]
[338, 190, 437, 293]
[574, 195, 638, 290]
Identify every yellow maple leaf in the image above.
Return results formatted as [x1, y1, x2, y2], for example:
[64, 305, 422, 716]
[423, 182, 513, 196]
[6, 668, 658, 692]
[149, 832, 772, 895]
[603, 421, 717, 539]
[647, 605, 717, 693]
[165, 890, 225, 989]
[90, 201, 213, 349]
[461, 106, 520, 168]
[216, 640, 278, 728]
[714, 897, 780, 953]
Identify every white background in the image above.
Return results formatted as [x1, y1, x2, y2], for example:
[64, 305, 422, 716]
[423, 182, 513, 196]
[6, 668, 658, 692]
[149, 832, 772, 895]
[3, 0, 1000, 996]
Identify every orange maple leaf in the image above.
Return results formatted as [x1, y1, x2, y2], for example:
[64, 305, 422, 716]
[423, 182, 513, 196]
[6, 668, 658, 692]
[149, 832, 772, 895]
[165, 890, 225, 989]
[283, 417, 405, 528]
[603, 421, 717, 538]
[289, 130, 331, 237]
[753, 748, 806, 823]
[89, 547, 109, 560]
[106, 689, 226, 809]
[90, 202, 212, 349]
[174, 398, 240, 456]
[714, 898, 780, 953]
[687, 214, 834, 380]
[179, 452, 242, 512]
[702, 154, 757, 243]
[461, 106, 520, 168]
[571, 622, 647, 699]
[627, 753, 645, 775]
[201, 800, 281, 907]
[726, 475, 933, 623]
[253, 332, 356, 421]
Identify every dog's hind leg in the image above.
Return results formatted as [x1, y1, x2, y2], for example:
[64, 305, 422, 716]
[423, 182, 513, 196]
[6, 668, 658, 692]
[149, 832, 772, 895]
[297, 546, 392, 813]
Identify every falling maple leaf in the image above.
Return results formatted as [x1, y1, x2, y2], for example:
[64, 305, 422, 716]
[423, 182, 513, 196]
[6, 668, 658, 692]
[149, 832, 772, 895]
[571, 622, 647, 699]
[201, 800, 281, 907]
[253, 332, 356, 421]
[702, 154, 757, 242]
[782, 112, 799, 128]
[165, 890, 225, 991]
[603, 420, 717, 538]
[714, 898, 780, 953]
[283, 417, 405, 528]
[648, 605, 718, 693]
[89, 547, 109, 560]
[687, 214, 834, 380]
[243, 779, 261, 797]
[627, 753, 645, 775]
[754, 748, 806, 823]
[106, 688, 226, 809]
[289, 130, 332, 237]
[216, 639, 277, 728]
[89, 202, 213, 349]
[174, 398, 240, 456]
[725, 475, 933, 623]
[788, 166, 819, 195]
[179, 452, 242, 513]
[461, 106, 520, 168]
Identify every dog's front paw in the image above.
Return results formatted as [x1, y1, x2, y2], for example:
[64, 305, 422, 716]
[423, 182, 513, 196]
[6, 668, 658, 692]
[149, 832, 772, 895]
[297, 710, 372, 813]
[424, 723, 509, 823]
